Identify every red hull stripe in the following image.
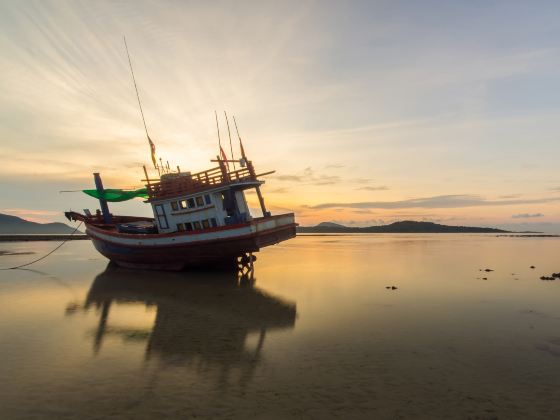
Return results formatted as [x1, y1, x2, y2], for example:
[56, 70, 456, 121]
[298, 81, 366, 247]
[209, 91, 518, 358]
[86, 224, 297, 249]
[86, 213, 295, 240]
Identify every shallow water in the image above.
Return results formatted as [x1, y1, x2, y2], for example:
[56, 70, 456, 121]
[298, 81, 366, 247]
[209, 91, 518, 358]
[1, 234, 559, 419]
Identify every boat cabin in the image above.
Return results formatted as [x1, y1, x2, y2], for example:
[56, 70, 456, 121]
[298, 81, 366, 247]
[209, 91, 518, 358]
[144, 157, 272, 234]
[150, 174, 254, 233]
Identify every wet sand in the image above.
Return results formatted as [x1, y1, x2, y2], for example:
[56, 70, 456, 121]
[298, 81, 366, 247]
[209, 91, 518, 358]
[0, 234, 89, 242]
[0, 235, 559, 419]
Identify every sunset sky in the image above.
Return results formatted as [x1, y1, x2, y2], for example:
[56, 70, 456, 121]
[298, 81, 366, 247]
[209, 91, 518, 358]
[1, 1, 559, 232]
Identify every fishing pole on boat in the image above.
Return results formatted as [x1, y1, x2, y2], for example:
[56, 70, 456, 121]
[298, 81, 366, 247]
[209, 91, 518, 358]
[123, 36, 159, 174]
[232, 115, 247, 163]
[224, 111, 237, 170]
[214, 110, 222, 151]
[215, 111, 231, 170]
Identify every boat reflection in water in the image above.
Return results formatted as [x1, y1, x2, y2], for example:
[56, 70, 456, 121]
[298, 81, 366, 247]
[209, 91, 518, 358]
[67, 263, 296, 388]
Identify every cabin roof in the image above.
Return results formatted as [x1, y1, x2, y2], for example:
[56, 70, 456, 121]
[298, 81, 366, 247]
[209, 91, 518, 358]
[144, 159, 266, 201]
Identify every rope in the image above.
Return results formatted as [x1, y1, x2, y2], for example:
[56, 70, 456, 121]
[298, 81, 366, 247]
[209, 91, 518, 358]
[0, 221, 83, 270]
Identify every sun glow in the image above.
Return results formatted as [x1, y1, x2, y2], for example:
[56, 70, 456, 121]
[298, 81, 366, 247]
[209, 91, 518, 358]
[1, 1, 559, 231]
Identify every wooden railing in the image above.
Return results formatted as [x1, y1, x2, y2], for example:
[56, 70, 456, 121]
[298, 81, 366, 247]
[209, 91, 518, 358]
[145, 162, 257, 200]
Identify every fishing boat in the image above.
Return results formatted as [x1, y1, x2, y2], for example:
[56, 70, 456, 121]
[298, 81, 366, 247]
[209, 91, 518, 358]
[64, 39, 296, 270]
[65, 150, 297, 270]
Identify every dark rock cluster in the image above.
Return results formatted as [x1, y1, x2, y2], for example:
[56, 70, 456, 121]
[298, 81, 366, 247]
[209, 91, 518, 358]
[540, 273, 560, 281]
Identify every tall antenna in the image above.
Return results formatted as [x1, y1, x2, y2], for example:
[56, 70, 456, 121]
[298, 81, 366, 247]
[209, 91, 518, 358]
[233, 115, 247, 159]
[224, 111, 236, 170]
[214, 110, 222, 152]
[124, 36, 158, 171]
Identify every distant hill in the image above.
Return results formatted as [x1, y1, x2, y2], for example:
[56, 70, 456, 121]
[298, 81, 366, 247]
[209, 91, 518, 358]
[316, 222, 347, 229]
[0, 213, 79, 234]
[297, 220, 509, 234]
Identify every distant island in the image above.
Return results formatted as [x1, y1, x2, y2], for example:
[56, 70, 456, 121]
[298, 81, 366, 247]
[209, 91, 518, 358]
[0, 213, 511, 237]
[0, 213, 80, 234]
[297, 221, 510, 234]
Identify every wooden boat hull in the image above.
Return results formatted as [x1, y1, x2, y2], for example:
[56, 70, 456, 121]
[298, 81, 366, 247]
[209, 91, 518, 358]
[84, 213, 296, 270]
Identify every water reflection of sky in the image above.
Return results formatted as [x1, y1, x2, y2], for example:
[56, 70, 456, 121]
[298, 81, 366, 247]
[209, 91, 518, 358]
[1, 236, 559, 418]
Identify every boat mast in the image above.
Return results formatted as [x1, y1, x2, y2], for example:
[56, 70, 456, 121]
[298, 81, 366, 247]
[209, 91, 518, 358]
[224, 111, 237, 170]
[93, 173, 112, 224]
[232, 115, 268, 217]
[124, 36, 160, 175]
[233, 115, 247, 160]
[215, 110, 222, 153]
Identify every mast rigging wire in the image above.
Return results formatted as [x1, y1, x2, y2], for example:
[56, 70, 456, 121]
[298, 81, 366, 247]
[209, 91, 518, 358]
[0, 222, 84, 270]
[124, 36, 149, 139]
[224, 111, 237, 170]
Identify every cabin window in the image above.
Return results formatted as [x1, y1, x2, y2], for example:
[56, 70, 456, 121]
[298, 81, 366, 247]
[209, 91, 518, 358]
[176, 223, 185, 231]
[210, 218, 217, 228]
[154, 204, 169, 229]
[185, 222, 193, 231]
[204, 194, 211, 205]
[196, 196, 204, 207]
[202, 219, 210, 229]
[193, 221, 202, 230]
[180, 200, 188, 209]
[187, 198, 196, 208]
[171, 202, 179, 211]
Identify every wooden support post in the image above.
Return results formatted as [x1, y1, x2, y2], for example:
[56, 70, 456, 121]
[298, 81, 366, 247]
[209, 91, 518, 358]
[217, 155, 230, 182]
[93, 172, 112, 224]
[143, 165, 151, 186]
[255, 185, 269, 217]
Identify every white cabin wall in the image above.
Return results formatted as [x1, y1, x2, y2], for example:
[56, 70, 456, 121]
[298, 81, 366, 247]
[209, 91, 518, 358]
[152, 192, 220, 232]
[235, 191, 252, 220]
[151, 202, 174, 233]
[150, 187, 254, 232]
[212, 192, 228, 226]
[169, 208, 218, 227]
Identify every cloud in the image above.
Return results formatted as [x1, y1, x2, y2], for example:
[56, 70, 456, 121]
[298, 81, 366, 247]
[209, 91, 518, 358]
[314, 175, 341, 186]
[269, 187, 289, 194]
[352, 209, 374, 214]
[512, 213, 544, 219]
[274, 167, 341, 186]
[275, 175, 304, 182]
[275, 167, 375, 187]
[2, 208, 59, 216]
[307, 194, 560, 210]
[1, 208, 60, 223]
[358, 185, 389, 191]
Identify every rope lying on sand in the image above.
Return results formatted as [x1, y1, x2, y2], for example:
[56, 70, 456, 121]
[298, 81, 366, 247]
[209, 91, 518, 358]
[0, 222, 83, 270]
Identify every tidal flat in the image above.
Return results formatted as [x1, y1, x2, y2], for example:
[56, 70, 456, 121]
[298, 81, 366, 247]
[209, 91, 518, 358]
[1, 234, 559, 419]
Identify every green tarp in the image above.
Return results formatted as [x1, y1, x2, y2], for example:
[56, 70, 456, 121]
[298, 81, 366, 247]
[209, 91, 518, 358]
[83, 188, 149, 202]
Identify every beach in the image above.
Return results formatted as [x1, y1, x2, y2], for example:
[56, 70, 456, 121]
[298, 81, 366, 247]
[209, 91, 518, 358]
[1, 234, 559, 419]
